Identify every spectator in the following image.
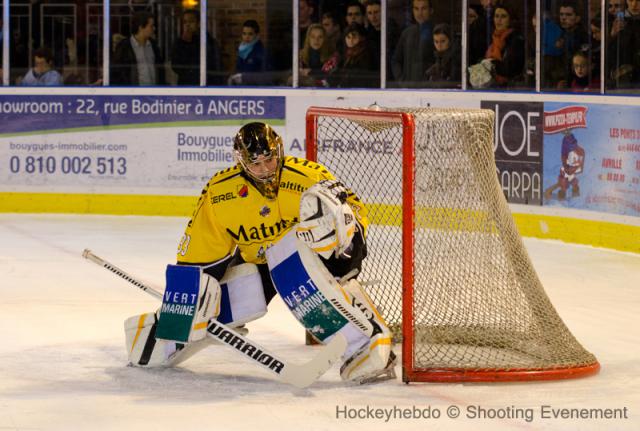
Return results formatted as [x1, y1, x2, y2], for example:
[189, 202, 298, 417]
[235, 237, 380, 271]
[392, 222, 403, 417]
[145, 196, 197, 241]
[0, 18, 3, 84]
[482, 3, 525, 88]
[345, 1, 365, 27]
[425, 23, 460, 87]
[366, 0, 382, 32]
[330, 23, 376, 88]
[560, 50, 600, 91]
[541, 10, 565, 88]
[608, 0, 640, 88]
[468, 0, 498, 65]
[391, 0, 435, 87]
[468, 5, 482, 27]
[235, 20, 265, 74]
[365, 0, 382, 69]
[554, 1, 589, 85]
[170, 9, 223, 86]
[111, 11, 165, 85]
[608, 0, 626, 29]
[299, 0, 316, 48]
[18, 47, 63, 86]
[322, 11, 342, 53]
[588, 14, 602, 80]
[298, 24, 335, 87]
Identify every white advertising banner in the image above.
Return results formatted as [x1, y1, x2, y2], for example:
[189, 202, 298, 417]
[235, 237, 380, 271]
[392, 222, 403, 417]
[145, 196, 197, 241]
[0, 95, 286, 195]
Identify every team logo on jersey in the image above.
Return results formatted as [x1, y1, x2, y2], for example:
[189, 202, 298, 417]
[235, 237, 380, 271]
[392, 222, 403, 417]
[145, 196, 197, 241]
[237, 184, 249, 198]
[259, 205, 271, 217]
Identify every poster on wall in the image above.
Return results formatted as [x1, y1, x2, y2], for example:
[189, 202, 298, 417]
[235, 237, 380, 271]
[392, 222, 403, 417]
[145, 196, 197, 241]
[0, 95, 285, 195]
[480, 101, 544, 205]
[542, 103, 640, 217]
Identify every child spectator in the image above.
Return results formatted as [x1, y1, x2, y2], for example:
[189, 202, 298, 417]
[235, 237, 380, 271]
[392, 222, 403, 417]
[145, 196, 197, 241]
[424, 23, 460, 87]
[18, 47, 63, 86]
[330, 23, 376, 88]
[560, 50, 600, 91]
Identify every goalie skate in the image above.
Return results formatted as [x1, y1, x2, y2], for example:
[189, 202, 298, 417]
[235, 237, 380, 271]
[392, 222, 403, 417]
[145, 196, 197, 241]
[357, 351, 397, 384]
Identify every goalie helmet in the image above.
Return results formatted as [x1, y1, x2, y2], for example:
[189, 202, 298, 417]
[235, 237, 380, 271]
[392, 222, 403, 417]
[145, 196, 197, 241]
[233, 122, 284, 200]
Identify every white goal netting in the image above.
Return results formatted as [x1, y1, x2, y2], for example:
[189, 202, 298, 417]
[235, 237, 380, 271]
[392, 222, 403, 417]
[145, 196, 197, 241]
[308, 107, 599, 382]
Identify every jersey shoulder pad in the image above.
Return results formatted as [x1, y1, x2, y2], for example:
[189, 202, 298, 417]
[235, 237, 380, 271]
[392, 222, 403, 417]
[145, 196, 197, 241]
[211, 164, 243, 186]
[282, 156, 334, 180]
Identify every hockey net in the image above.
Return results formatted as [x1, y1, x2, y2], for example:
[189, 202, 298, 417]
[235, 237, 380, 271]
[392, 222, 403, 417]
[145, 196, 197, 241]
[305, 106, 599, 382]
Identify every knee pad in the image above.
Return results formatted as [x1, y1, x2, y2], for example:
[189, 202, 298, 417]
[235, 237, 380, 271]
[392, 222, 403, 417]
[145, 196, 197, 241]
[218, 263, 268, 327]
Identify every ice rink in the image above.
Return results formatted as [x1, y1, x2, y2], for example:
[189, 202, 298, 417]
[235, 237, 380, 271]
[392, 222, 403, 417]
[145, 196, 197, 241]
[0, 213, 638, 431]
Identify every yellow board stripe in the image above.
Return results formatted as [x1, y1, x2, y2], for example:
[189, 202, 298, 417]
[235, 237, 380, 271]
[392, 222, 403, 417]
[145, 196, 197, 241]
[0, 192, 197, 216]
[1, 192, 638, 254]
[130, 313, 148, 354]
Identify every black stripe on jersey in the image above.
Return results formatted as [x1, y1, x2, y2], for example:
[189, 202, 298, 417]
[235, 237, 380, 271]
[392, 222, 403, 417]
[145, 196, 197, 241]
[138, 314, 158, 366]
[282, 164, 309, 178]
[213, 166, 238, 178]
[212, 171, 242, 186]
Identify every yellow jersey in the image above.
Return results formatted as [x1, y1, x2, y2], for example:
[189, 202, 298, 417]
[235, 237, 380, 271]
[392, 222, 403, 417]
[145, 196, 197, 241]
[177, 156, 369, 266]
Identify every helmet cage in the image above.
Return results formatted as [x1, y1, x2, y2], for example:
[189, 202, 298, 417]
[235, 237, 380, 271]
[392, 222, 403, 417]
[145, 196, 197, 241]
[233, 123, 284, 198]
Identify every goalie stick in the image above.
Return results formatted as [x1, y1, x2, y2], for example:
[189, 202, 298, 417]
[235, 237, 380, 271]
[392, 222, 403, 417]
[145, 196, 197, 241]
[82, 248, 347, 389]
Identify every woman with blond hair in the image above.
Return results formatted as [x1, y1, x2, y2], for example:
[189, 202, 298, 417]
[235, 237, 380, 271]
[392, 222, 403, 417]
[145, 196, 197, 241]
[299, 24, 336, 87]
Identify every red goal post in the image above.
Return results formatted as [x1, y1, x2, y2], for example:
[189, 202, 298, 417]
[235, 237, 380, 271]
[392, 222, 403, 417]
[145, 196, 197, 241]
[305, 106, 600, 383]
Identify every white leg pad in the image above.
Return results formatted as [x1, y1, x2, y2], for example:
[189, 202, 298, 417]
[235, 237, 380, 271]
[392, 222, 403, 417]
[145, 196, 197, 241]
[124, 311, 212, 367]
[218, 263, 267, 326]
[267, 229, 394, 382]
[339, 279, 395, 383]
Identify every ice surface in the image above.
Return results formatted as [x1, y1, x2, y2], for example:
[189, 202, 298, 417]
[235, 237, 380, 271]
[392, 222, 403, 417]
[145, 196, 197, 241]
[0, 214, 638, 431]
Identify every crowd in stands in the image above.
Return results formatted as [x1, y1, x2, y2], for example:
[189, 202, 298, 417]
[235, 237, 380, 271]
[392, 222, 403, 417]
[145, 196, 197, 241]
[4, 1, 640, 92]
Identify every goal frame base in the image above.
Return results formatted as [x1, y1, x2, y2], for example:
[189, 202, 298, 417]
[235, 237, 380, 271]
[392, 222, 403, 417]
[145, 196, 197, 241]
[402, 362, 601, 383]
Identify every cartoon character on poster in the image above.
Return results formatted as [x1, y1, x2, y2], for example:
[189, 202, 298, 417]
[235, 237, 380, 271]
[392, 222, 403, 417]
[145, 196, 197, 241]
[544, 131, 585, 201]
[542, 105, 589, 206]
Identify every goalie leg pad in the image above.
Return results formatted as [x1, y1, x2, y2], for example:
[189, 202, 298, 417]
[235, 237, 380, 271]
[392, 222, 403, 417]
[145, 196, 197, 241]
[124, 311, 213, 367]
[338, 280, 395, 383]
[267, 231, 394, 382]
[267, 228, 393, 374]
[267, 230, 375, 342]
[156, 264, 220, 344]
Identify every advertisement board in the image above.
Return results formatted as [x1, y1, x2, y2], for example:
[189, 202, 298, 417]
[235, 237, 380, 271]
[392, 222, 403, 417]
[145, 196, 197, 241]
[542, 103, 640, 217]
[481, 101, 544, 205]
[0, 95, 285, 195]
